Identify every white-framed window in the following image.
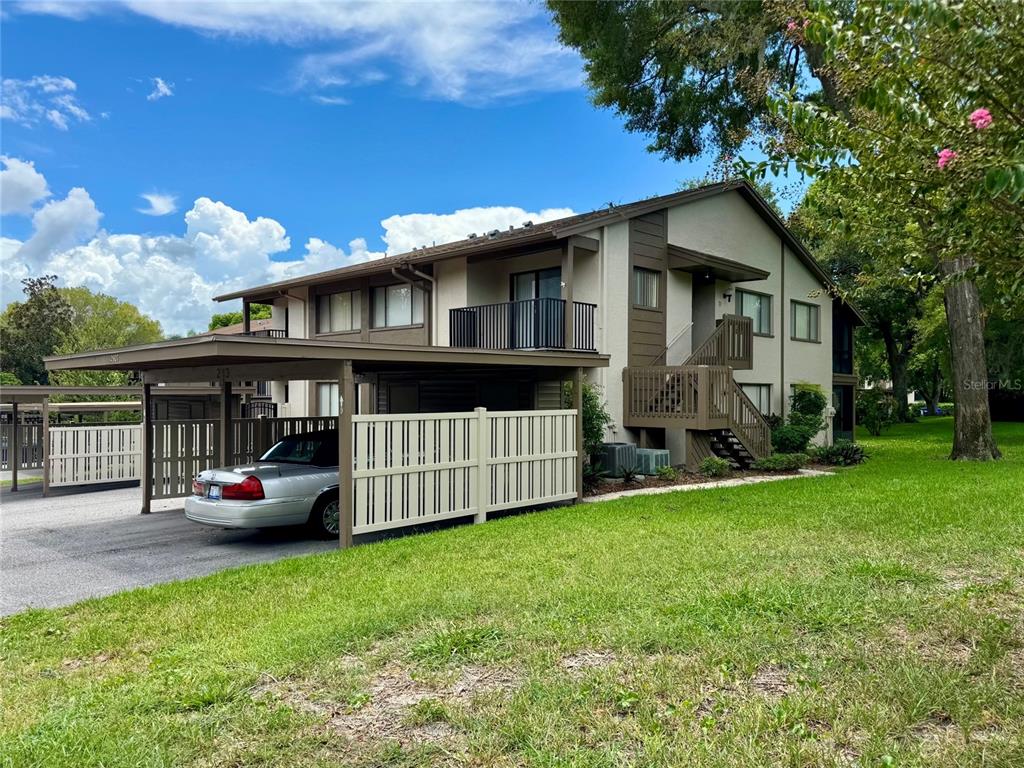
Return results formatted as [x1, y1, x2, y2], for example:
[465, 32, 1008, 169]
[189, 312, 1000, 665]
[317, 290, 360, 333]
[737, 289, 772, 335]
[317, 382, 339, 417]
[791, 300, 820, 342]
[740, 383, 772, 416]
[633, 267, 660, 309]
[372, 284, 424, 328]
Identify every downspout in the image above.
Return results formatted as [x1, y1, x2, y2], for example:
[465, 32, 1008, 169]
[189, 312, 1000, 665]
[408, 266, 437, 345]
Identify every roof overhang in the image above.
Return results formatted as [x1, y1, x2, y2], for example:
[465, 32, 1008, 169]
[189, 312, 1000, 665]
[0, 384, 256, 404]
[44, 335, 609, 385]
[667, 244, 771, 283]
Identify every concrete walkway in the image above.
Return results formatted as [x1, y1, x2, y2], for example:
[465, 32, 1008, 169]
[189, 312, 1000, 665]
[583, 468, 831, 503]
[1, 484, 336, 616]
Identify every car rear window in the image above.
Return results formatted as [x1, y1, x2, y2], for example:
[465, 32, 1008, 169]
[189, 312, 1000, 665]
[259, 433, 338, 467]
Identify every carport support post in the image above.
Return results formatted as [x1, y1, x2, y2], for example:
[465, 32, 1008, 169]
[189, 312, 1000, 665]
[41, 397, 50, 497]
[141, 383, 153, 514]
[338, 360, 354, 549]
[10, 402, 18, 492]
[573, 367, 584, 502]
[219, 381, 233, 467]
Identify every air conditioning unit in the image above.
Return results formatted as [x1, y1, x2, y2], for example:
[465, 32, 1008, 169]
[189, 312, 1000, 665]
[598, 442, 638, 478]
[635, 448, 671, 475]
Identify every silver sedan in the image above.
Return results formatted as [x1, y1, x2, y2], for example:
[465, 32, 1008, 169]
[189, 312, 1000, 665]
[184, 430, 341, 537]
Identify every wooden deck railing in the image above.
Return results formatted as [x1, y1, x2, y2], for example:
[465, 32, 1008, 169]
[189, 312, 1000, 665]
[622, 364, 770, 459]
[449, 298, 597, 352]
[684, 314, 754, 369]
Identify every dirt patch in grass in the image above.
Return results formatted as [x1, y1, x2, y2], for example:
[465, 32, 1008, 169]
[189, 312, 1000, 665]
[253, 662, 521, 749]
[749, 664, 795, 698]
[560, 649, 618, 676]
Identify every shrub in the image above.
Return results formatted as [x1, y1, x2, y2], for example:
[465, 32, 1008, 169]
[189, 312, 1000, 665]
[698, 456, 731, 478]
[770, 384, 827, 453]
[815, 439, 868, 466]
[771, 423, 815, 453]
[655, 465, 679, 481]
[564, 380, 613, 457]
[751, 453, 809, 472]
[857, 388, 897, 436]
[582, 461, 607, 492]
[620, 465, 642, 483]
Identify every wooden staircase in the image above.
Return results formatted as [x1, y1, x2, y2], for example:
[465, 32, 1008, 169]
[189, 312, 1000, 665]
[623, 315, 771, 469]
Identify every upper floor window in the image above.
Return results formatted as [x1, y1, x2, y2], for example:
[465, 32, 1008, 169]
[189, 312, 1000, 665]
[633, 267, 660, 309]
[317, 382, 339, 417]
[737, 289, 772, 335]
[791, 300, 821, 342]
[373, 284, 424, 328]
[317, 290, 360, 334]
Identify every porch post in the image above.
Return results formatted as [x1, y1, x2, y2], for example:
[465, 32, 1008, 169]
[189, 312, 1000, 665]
[573, 367, 584, 502]
[10, 402, 18, 492]
[141, 383, 153, 514]
[338, 360, 354, 549]
[242, 300, 251, 335]
[41, 397, 50, 497]
[561, 241, 575, 348]
[219, 381, 233, 467]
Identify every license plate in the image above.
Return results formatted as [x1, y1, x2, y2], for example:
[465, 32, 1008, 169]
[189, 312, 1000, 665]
[208, 484, 221, 500]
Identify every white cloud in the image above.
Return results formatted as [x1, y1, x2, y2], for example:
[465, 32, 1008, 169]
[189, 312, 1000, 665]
[137, 192, 178, 216]
[381, 206, 576, 254]
[0, 161, 579, 334]
[1, 75, 91, 130]
[19, 1, 582, 106]
[147, 77, 173, 101]
[0, 156, 51, 214]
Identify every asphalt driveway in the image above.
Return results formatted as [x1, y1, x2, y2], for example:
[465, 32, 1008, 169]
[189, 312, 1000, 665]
[1, 484, 336, 616]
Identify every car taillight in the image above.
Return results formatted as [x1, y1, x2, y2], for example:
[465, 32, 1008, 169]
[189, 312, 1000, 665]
[221, 475, 265, 501]
[192, 478, 203, 496]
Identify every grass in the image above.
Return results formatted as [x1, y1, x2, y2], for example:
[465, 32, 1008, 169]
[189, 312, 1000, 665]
[2, 417, 1023, 767]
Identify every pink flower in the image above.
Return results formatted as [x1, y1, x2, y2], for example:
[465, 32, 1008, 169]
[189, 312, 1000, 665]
[787, 20, 799, 31]
[969, 108, 992, 130]
[937, 148, 957, 169]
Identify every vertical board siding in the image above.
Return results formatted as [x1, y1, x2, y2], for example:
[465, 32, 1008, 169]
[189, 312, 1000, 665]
[351, 409, 577, 535]
[152, 420, 218, 499]
[48, 425, 142, 486]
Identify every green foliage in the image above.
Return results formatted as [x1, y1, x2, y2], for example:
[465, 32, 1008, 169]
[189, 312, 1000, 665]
[582, 461, 608, 493]
[208, 304, 272, 331]
[814, 440, 868, 467]
[0, 276, 73, 385]
[857, 389, 898, 437]
[0, 371, 22, 386]
[698, 456, 731, 478]
[620, 465, 642, 484]
[771, 385, 828, 453]
[655, 465, 679, 482]
[564, 380, 613, 458]
[751, 453, 809, 472]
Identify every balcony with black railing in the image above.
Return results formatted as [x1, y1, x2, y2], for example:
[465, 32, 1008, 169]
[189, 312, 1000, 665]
[449, 298, 597, 352]
[241, 329, 289, 339]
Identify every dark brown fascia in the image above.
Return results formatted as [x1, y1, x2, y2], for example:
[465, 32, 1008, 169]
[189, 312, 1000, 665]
[44, 334, 610, 374]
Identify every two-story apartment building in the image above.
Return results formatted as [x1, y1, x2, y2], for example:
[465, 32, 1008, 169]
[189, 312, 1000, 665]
[213, 180, 860, 469]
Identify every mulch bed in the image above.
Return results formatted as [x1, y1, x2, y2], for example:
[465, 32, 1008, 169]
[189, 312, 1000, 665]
[582, 467, 802, 498]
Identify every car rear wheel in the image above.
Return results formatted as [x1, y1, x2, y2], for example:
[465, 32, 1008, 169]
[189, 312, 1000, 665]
[309, 494, 340, 539]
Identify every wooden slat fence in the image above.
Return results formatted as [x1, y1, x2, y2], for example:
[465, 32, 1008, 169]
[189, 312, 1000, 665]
[49, 424, 142, 487]
[152, 420, 218, 499]
[351, 408, 577, 534]
[1, 422, 44, 471]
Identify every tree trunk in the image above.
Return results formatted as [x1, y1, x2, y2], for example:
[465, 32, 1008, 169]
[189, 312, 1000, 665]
[941, 255, 1001, 460]
[881, 326, 912, 422]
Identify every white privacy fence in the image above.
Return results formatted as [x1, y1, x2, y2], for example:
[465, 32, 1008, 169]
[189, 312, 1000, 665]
[351, 408, 578, 534]
[48, 424, 142, 487]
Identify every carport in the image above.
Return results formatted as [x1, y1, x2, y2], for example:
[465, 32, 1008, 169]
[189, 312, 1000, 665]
[46, 334, 608, 547]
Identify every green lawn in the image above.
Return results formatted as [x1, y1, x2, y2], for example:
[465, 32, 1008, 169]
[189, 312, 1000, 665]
[2, 418, 1023, 767]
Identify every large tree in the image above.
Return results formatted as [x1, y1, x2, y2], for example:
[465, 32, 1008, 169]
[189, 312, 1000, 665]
[208, 303, 271, 331]
[51, 287, 164, 388]
[0, 276, 74, 385]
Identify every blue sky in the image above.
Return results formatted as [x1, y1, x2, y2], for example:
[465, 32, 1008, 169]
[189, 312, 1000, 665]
[1, 1, 735, 334]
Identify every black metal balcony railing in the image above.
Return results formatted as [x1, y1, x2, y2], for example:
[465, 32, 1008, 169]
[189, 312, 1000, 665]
[241, 329, 288, 338]
[449, 298, 597, 352]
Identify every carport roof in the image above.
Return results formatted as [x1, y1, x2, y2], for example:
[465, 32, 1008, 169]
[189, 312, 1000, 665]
[44, 334, 609, 384]
[0, 384, 255, 404]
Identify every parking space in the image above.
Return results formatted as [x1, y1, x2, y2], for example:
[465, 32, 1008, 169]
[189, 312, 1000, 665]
[1, 484, 336, 615]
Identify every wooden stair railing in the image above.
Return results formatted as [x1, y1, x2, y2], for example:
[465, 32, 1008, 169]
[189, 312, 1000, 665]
[683, 314, 754, 370]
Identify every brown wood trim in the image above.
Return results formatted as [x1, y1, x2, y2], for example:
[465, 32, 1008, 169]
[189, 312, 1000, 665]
[628, 210, 668, 367]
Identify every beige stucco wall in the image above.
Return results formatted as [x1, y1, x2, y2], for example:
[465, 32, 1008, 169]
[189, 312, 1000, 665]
[433, 256, 468, 347]
[593, 220, 630, 442]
